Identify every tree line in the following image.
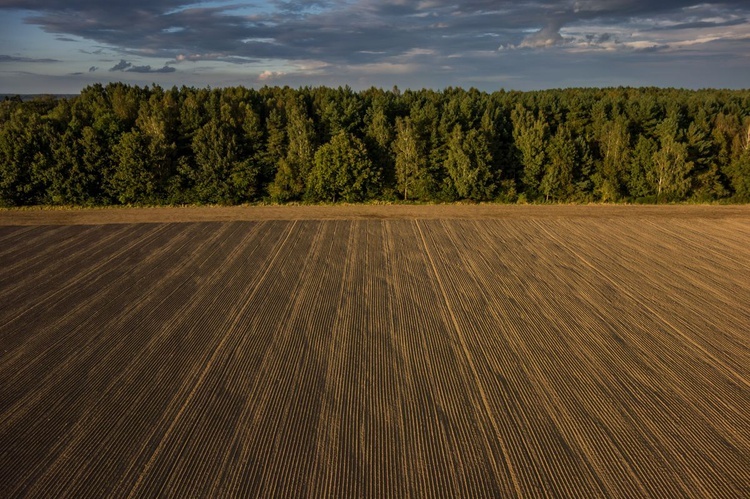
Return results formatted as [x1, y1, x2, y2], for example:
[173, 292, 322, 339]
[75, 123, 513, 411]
[1, 83, 749, 206]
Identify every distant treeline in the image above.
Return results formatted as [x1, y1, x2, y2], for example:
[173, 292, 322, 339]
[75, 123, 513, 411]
[1, 84, 749, 206]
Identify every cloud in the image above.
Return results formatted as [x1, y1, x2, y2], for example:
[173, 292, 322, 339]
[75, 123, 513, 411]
[519, 20, 569, 49]
[625, 41, 670, 53]
[129, 64, 176, 73]
[5, 1, 748, 64]
[109, 59, 131, 71]
[2, 0, 750, 90]
[258, 70, 286, 81]
[109, 59, 175, 73]
[656, 18, 748, 31]
[88, 65, 98, 72]
[172, 53, 258, 64]
[0, 54, 59, 63]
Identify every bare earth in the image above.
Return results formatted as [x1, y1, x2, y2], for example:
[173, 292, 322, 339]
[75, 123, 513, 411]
[0, 206, 748, 497]
[1, 203, 750, 224]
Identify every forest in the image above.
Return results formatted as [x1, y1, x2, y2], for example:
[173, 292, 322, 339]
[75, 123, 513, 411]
[1, 84, 749, 206]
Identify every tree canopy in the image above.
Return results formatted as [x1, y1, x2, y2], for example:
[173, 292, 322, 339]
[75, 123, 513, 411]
[1, 84, 749, 206]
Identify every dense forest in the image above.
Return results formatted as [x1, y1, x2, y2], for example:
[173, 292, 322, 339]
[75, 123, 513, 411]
[1, 84, 749, 206]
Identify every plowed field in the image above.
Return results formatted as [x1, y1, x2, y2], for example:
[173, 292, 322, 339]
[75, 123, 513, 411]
[1, 207, 749, 497]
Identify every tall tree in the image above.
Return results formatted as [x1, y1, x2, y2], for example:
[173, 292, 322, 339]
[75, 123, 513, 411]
[308, 132, 378, 202]
[110, 130, 158, 204]
[364, 105, 395, 191]
[649, 117, 693, 203]
[443, 125, 495, 201]
[573, 134, 595, 201]
[542, 124, 575, 202]
[191, 119, 259, 204]
[285, 100, 316, 190]
[268, 100, 315, 201]
[627, 135, 657, 199]
[111, 91, 179, 201]
[726, 121, 750, 200]
[0, 109, 50, 205]
[393, 117, 429, 201]
[596, 117, 630, 201]
[511, 105, 548, 200]
[262, 107, 287, 197]
[3, 84, 750, 206]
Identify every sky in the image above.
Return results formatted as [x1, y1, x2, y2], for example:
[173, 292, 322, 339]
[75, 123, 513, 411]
[1, 0, 749, 94]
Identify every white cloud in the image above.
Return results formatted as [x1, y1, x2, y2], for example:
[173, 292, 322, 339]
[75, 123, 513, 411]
[344, 62, 420, 74]
[402, 48, 436, 57]
[258, 70, 286, 80]
[294, 59, 330, 72]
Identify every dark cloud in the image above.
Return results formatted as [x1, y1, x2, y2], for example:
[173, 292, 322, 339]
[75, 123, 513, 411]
[656, 18, 748, 31]
[274, 0, 332, 14]
[127, 64, 176, 73]
[109, 59, 175, 73]
[0, 54, 59, 63]
[109, 59, 131, 71]
[0, 0, 187, 10]
[632, 44, 670, 53]
[88, 66, 98, 72]
[4, 1, 747, 63]
[2, 0, 749, 89]
[586, 33, 615, 44]
[572, 0, 742, 17]
[171, 53, 259, 65]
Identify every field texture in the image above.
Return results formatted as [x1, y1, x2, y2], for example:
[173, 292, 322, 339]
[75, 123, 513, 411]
[1, 211, 749, 497]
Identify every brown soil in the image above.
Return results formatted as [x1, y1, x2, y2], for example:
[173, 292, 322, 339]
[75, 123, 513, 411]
[1, 203, 749, 225]
[0, 216, 748, 496]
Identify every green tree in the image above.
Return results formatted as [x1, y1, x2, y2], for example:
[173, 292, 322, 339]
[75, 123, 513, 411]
[285, 101, 316, 192]
[595, 117, 630, 201]
[685, 111, 725, 200]
[318, 86, 364, 139]
[110, 130, 157, 204]
[268, 101, 315, 201]
[712, 113, 742, 168]
[364, 105, 395, 191]
[685, 113, 713, 173]
[262, 107, 287, 196]
[78, 125, 109, 203]
[728, 151, 750, 201]
[4, 84, 750, 207]
[134, 93, 177, 193]
[443, 125, 495, 201]
[511, 105, 548, 200]
[627, 136, 657, 199]
[308, 132, 379, 202]
[573, 134, 595, 201]
[479, 106, 506, 182]
[108, 83, 143, 129]
[542, 124, 575, 202]
[726, 122, 750, 200]
[393, 117, 429, 200]
[649, 117, 693, 203]
[692, 163, 729, 201]
[191, 119, 259, 204]
[47, 128, 94, 204]
[0, 109, 50, 205]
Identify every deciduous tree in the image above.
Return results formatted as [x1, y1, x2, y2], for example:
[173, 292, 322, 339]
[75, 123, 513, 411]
[649, 117, 693, 203]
